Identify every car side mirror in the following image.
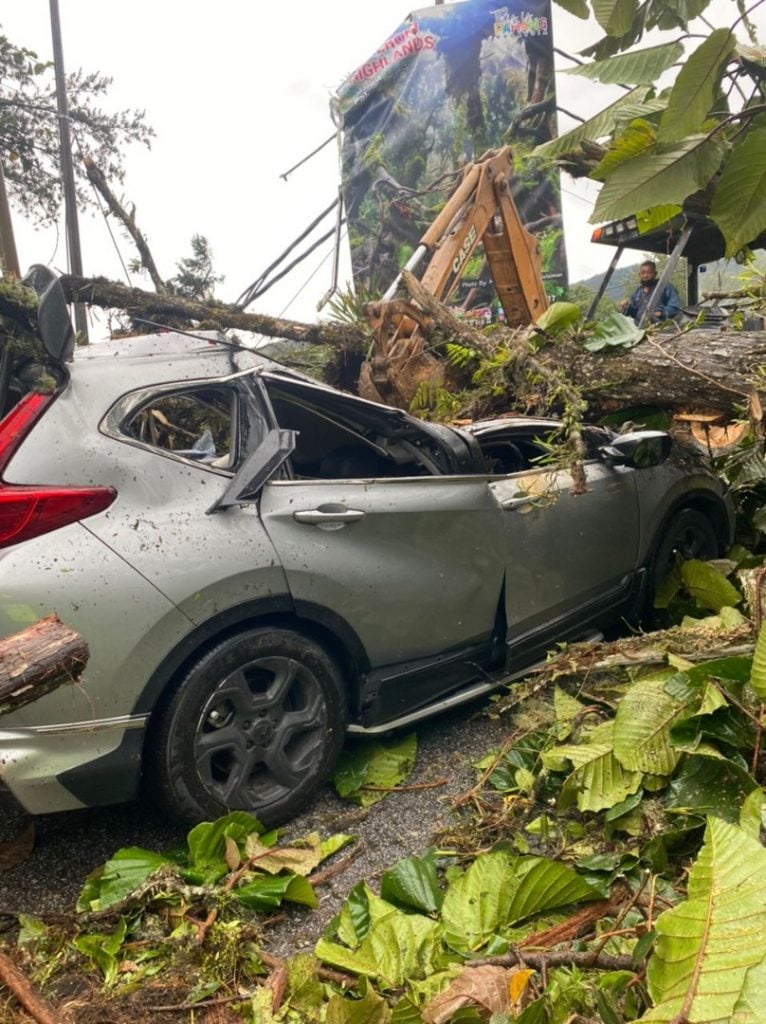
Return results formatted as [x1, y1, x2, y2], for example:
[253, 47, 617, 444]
[598, 430, 672, 469]
[22, 265, 75, 363]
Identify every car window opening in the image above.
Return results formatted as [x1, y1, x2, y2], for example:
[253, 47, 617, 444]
[123, 387, 236, 469]
[267, 394, 429, 480]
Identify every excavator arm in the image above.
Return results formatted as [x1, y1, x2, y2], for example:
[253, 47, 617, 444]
[362, 147, 549, 408]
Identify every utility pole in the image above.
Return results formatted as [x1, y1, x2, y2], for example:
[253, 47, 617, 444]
[0, 160, 20, 277]
[49, 0, 88, 342]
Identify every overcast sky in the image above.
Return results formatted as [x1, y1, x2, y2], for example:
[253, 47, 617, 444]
[2, 0, 760, 331]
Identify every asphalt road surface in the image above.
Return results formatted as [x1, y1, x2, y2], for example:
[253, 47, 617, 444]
[0, 697, 513, 953]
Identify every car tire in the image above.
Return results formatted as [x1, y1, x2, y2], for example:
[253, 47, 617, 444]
[650, 506, 720, 594]
[151, 627, 347, 825]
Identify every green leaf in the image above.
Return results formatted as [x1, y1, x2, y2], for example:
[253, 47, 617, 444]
[750, 623, 766, 700]
[643, 819, 766, 1022]
[553, 0, 589, 18]
[584, 311, 644, 351]
[731, 957, 766, 1022]
[739, 788, 765, 839]
[535, 87, 651, 159]
[333, 884, 395, 949]
[333, 733, 417, 807]
[320, 833, 356, 862]
[614, 675, 699, 775]
[591, 136, 725, 224]
[545, 722, 643, 811]
[77, 847, 171, 913]
[186, 811, 262, 880]
[536, 301, 582, 335]
[327, 982, 392, 1024]
[658, 30, 735, 143]
[593, 0, 635, 35]
[74, 919, 127, 986]
[381, 851, 443, 914]
[636, 204, 683, 233]
[680, 559, 740, 612]
[566, 41, 684, 84]
[666, 754, 759, 823]
[592, 120, 658, 180]
[554, 685, 585, 739]
[440, 851, 598, 952]
[317, 911, 442, 989]
[234, 872, 317, 911]
[711, 128, 766, 259]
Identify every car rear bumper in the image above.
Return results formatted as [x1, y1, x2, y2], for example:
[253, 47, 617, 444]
[0, 714, 147, 814]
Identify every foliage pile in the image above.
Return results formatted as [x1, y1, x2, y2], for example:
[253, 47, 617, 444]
[3, 602, 765, 1022]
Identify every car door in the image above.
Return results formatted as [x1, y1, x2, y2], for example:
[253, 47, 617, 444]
[258, 475, 506, 669]
[489, 457, 640, 638]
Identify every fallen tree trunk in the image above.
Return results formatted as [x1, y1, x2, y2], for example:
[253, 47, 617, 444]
[0, 615, 88, 718]
[561, 327, 760, 414]
[58, 274, 364, 349]
[5, 273, 763, 418]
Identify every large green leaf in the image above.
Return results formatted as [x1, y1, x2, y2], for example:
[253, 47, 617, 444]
[710, 128, 766, 258]
[234, 872, 317, 911]
[613, 676, 697, 775]
[584, 311, 644, 351]
[593, 0, 635, 35]
[77, 847, 172, 913]
[642, 819, 766, 1022]
[185, 811, 263, 882]
[544, 722, 643, 811]
[536, 301, 582, 335]
[592, 120, 657, 179]
[316, 911, 443, 989]
[566, 41, 684, 84]
[658, 29, 735, 143]
[381, 851, 443, 914]
[535, 87, 650, 158]
[665, 753, 759, 823]
[731, 958, 766, 1022]
[333, 733, 417, 807]
[327, 982, 392, 1024]
[591, 135, 725, 223]
[680, 559, 740, 612]
[440, 851, 598, 952]
[334, 883, 397, 949]
[749, 623, 766, 701]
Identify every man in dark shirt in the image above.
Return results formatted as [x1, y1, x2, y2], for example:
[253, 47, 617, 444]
[622, 261, 682, 326]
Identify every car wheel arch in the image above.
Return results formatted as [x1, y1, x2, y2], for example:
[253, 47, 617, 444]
[135, 597, 367, 722]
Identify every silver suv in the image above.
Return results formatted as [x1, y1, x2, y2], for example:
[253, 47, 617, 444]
[0, 270, 734, 824]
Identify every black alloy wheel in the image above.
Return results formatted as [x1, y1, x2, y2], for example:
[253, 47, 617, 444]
[651, 507, 719, 592]
[153, 627, 347, 825]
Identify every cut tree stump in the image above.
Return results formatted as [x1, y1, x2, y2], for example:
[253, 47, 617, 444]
[0, 615, 88, 718]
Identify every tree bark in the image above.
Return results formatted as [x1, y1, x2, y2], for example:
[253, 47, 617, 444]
[58, 274, 365, 350]
[558, 327, 760, 414]
[0, 615, 88, 718]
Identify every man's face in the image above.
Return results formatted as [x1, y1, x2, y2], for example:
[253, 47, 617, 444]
[639, 264, 657, 284]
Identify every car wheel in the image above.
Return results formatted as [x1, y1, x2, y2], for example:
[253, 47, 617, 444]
[650, 507, 719, 592]
[152, 627, 347, 825]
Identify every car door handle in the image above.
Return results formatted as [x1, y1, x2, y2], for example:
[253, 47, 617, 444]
[501, 493, 537, 510]
[293, 507, 366, 525]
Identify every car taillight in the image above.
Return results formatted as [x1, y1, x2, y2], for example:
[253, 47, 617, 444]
[0, 391, 117, 548]
[0, 486, 116, 548]
[0, 392, 52, 472]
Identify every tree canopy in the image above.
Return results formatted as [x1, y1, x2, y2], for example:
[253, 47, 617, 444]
[544, 0, 766, 258]
[0, 26, 153, 224]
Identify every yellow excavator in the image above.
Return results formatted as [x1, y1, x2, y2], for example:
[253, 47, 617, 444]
[360, 146, 549, 409]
